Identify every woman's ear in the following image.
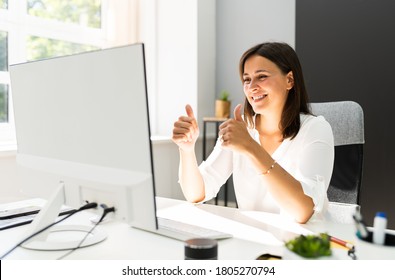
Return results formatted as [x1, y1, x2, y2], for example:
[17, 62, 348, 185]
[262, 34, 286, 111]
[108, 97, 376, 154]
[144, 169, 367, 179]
[286, 71, 294, 90]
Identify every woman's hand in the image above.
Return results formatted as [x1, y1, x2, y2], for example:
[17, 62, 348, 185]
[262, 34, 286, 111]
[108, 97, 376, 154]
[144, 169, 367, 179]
[219, 104, 256, 153]
[172, 104, 199, 152]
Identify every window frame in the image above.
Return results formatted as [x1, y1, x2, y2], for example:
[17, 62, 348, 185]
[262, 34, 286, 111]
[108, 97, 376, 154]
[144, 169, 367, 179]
[0, 0, 138, 150]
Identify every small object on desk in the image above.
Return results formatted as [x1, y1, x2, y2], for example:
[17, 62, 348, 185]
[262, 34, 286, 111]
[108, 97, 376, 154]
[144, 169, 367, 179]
[255, 253, 282, 260]
[215, 91, 231, 118]
[329, 235, 354, 250]
[353, 211, 369, 239]
[184, 238, 218, 260]
[285, 233, 332, 258]
[373, 212, 387, 245]
[328, 235, 356, 260]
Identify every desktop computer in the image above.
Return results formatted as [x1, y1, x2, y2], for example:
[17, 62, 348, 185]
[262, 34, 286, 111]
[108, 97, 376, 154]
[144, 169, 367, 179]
[10, 44, 158, 249]
[9, 43, 230, 251]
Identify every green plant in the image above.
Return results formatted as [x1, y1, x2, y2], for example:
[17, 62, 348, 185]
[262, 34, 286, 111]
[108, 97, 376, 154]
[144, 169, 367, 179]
[218, 90, 230, 101]
[285, 233, 332, 258]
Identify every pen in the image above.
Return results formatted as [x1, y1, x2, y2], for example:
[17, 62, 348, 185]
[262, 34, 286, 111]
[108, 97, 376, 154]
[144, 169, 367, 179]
[353, 212, 369, 238]
[329, 235, 354, 250]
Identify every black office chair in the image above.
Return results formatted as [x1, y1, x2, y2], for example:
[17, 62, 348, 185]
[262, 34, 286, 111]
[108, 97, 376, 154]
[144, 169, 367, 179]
[310, 101, 365, 205]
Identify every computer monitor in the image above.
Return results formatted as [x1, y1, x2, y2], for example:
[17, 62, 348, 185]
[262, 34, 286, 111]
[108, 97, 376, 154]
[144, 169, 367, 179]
[9, 44, 158, 247]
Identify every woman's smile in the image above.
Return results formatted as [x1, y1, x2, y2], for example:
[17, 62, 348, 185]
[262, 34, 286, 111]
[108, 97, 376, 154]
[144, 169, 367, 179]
[251, 94, 268, 102]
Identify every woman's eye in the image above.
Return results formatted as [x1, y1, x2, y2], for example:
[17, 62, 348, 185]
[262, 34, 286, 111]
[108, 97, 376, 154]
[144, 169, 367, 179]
[243, 78, 251, 83]
[258, 75, 267, 79]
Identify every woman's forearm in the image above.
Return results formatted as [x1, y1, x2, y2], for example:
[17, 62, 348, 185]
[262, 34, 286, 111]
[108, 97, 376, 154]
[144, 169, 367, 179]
[245, 142, 314, 223]
[178, 149, 205, 203]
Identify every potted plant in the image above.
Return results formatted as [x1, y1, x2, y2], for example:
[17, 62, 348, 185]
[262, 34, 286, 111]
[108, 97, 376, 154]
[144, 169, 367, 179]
[215, 90, 231, 118]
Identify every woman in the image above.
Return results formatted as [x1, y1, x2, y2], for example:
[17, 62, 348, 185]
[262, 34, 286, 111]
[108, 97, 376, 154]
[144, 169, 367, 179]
[172, 42, 334, 223]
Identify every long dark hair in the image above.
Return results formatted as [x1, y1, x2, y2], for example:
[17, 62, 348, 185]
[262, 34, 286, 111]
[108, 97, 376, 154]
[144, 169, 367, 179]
[239, 42, 311, 139]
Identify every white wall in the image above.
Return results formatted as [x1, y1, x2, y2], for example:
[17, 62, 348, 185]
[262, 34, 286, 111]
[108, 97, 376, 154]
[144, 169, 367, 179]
[144, 0, 216, 137]
[0, 153, 20, 202]
[151, 138, 204, 200]
[216, 0, 296, 114]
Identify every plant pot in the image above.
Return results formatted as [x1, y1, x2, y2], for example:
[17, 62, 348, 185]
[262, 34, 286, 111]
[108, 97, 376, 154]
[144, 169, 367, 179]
[215, 100, 231, 118]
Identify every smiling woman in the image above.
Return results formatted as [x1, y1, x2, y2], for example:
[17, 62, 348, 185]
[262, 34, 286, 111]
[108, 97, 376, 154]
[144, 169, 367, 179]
[172, 42, 334, 224]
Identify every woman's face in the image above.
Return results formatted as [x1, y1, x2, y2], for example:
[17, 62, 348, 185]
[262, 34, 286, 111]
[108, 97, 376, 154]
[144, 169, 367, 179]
[242, 55, 293, 115]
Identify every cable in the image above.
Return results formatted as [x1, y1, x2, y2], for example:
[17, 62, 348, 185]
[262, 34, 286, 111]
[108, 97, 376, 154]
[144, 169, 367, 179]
[98, 203, 116, 223]
[0, 202, 97, 259]
[56, 204, 115, 260]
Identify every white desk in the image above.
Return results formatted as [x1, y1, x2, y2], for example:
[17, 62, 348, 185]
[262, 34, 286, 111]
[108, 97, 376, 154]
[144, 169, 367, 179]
[0, 197, 394, 260]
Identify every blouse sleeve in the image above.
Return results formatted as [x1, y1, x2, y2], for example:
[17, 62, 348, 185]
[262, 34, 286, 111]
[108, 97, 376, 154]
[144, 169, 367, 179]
[198, 139, 233, 202]
[294, 116, 334, 213]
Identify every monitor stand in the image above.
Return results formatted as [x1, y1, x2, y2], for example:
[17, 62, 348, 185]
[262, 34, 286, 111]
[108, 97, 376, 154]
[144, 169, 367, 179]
[21, 182, 107, 251]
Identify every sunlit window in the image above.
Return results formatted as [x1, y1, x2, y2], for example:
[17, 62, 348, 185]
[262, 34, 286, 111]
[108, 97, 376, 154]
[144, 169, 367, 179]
[0, 0, 7, 10]
[27, 0, 101, 28]
[25, 0, 102, 61]
[0, 84, 8, 123]
[0, 31, 7, 71]
[27, 36, 98, 61]
[0, 30, 8, 124]
[0, 0, 138, 147]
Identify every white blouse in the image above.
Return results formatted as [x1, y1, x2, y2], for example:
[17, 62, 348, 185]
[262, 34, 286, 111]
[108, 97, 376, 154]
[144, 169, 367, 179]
[198, 114, 334, 218]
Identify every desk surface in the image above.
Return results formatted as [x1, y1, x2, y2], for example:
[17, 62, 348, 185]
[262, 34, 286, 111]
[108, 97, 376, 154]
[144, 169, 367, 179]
[0, 197, 394, 260]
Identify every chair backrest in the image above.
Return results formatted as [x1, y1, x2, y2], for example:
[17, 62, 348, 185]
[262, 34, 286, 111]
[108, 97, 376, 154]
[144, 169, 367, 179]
[310, 101, 364, 205]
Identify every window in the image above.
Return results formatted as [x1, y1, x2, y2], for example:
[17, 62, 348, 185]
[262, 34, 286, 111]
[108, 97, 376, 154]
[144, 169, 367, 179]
[27, 1, 101, 29]
[0, 30, 8, 124]
[0, 0, 138, 149]
[0, 1, 7, 10]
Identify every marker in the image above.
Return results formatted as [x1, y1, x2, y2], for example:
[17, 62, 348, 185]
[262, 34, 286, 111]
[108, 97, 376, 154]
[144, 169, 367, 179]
[353, 212, 369, 238]
[329, 235, 354, 250]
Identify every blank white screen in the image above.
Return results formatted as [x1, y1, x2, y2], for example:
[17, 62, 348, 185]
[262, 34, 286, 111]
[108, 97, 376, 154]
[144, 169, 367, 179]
[10, 44, 152, 175]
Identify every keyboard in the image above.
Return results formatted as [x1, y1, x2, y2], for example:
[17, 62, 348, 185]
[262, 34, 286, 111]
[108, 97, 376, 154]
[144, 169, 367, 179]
[156, 217, 232, 241]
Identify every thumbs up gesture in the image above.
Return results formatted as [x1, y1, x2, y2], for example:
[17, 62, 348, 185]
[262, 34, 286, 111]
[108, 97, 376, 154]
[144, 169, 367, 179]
[218, 104, 253, 152]
[233, 103, 243, 122]
[172, 104, 200, 151]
